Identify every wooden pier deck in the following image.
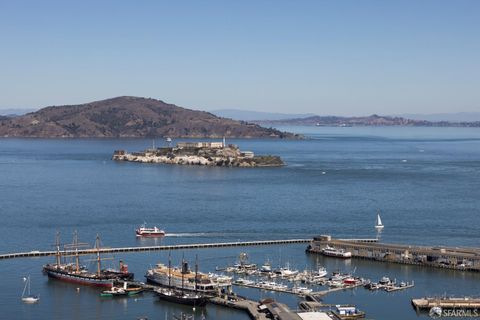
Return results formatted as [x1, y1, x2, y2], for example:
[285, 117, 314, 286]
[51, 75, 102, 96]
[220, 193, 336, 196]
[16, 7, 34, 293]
[308, 235, 480, 272]
[209, 297, 269, 320]
[0, 239, 310, 260]
[412, 297, 480, 310]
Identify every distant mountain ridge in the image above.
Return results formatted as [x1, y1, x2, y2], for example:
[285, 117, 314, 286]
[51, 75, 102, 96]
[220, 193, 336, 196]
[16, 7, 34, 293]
[0, 96, 297, 138]
[393, 112, 480, 122]
[211, 109, 316, 121]
[254, 114, 480, 127]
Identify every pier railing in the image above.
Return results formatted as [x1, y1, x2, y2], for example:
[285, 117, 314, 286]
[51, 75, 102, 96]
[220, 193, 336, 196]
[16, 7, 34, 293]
[0, 238, 311, 260]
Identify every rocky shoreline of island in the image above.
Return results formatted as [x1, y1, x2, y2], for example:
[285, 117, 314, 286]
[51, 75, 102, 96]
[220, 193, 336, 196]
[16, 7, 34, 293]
[112, 141, 284, 167]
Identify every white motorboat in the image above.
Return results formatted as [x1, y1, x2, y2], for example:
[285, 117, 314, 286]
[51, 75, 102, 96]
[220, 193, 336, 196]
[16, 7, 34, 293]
[321, 246, 352, 259]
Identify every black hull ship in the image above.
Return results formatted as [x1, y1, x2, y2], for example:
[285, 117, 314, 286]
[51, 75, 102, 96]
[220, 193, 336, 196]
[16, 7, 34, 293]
[153, 254, 209, 307]
[154, 288, 208, 306]
[43, 232, 133, 288]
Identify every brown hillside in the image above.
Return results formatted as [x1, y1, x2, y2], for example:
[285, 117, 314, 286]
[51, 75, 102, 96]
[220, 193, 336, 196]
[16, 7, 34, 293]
[0, 96, 297, 138]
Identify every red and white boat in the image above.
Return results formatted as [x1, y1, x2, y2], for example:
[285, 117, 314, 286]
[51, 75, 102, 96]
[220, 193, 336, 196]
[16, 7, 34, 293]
[136, 223, 165, 237]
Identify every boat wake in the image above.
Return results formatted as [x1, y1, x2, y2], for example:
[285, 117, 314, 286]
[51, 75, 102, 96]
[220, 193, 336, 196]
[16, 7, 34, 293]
[165, 232, 215, 237]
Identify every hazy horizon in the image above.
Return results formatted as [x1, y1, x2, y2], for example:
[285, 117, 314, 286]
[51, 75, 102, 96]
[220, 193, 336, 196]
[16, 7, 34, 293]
[1, 1, 479, 115]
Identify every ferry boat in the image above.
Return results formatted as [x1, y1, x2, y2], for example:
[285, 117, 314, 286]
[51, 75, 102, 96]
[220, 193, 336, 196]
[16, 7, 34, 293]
[43, 233, 133, 288]
[321, 245, 352, 259]
[135, 223, 165, 237]
[145, 257, 229, 293]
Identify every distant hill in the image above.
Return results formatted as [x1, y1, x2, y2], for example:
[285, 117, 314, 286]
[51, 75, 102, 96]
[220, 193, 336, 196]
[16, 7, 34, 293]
[394, 112, 480, 122]
[211, 109, 316, 121]
[0, 96, 298, 138]
[0, 108, 38, 116]
[255, 114, 480, 127]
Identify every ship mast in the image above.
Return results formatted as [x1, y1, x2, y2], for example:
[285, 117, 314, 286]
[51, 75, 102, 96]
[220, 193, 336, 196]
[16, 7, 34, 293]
[55, 231, 61, 267]
[195, 254, 198, 294]
[96, 234, 101, 275]
[74, 230, 80, 273]
[168, 251, 172, 288]
[181, 253, 185, 294]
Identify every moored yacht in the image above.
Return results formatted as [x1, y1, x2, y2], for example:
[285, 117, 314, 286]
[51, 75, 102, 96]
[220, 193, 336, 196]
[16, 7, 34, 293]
[321, 245, 352, 259]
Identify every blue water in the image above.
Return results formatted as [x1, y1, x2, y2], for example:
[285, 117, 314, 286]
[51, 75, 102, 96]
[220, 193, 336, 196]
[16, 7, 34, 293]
[1, 126, 480, 319]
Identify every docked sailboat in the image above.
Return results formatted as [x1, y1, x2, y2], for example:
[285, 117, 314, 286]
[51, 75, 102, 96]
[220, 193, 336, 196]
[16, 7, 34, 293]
[43, 232, 133, 288]
[375, 213, 384, 230]
[21, 276, 40, 303]
[146, 255, 229, 293]
[154, 254, 208, 306]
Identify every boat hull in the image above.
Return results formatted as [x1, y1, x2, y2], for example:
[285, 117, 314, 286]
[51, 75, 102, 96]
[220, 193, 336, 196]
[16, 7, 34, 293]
[155, 291, 207, 306]
[145, 272, 217, 293]
[44, 268, 114, 288]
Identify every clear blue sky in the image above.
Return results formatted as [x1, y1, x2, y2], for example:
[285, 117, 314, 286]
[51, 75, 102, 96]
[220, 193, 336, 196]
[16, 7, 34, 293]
[1, 0, 479, 115]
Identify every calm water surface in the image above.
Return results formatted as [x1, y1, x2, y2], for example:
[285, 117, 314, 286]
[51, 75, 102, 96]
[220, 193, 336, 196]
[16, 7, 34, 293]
[1, 126, 480, 319]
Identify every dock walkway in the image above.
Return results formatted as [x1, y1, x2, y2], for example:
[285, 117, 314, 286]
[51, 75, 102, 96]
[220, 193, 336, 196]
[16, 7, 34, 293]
[412, 297, 480, 310]
[0, 239, 310, 260]
[209, 297, 269, 320]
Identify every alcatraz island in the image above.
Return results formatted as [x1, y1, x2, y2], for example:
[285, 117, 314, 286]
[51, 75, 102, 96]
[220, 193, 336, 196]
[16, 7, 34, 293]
[112, 138, 284, 167]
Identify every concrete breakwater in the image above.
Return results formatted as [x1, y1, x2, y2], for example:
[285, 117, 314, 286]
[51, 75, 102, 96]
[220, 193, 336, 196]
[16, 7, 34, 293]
[307, 235, 480, 272]
[112, 141, 284, 167]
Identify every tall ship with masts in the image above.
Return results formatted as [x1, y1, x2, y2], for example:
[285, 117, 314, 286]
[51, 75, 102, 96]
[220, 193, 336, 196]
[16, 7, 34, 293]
[154, 254, 208, 306]
[42, 232, 133, 287]
[146, 256, 229, 293]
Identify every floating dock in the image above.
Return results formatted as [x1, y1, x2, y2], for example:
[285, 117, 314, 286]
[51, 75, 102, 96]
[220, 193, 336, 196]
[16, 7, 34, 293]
[307, 235, 480, 272]
[0, 239, 310, 260]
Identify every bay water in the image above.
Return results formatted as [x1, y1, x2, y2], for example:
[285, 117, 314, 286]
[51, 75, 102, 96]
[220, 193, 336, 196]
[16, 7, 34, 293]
[1, 126, 479, 319]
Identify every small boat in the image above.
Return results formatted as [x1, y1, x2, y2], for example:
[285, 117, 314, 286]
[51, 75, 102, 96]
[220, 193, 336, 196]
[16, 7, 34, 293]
[136, 223, 165, 237]
[379, 276, 392, 285]
[292, 286, 312, 294]
[375, 213, 384, 230]
[260, 260, 272, 273]
[332, 305, 366, 319]
[274, 263, 299, 278]
[100, 282, 143, 297]
[321, 246, 352, 259]
[22, 276, 40, 303]
[364, 282, 381, 290]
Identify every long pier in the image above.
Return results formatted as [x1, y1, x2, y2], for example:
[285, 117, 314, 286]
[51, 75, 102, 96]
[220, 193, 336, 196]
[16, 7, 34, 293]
[307, 235, 480, 272]
[412, 297, 480, 310]
[0, 238, 310, 260]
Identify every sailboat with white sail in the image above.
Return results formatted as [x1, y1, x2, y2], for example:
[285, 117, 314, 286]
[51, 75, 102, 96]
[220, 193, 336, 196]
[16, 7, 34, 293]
[375, 213, 384, 230]
[21, 276, 40, 303]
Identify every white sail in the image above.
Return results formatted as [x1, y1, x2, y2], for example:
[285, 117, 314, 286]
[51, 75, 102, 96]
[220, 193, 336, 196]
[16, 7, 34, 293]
[21, 275, 39, 303]
[375, 214, 384, 229]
